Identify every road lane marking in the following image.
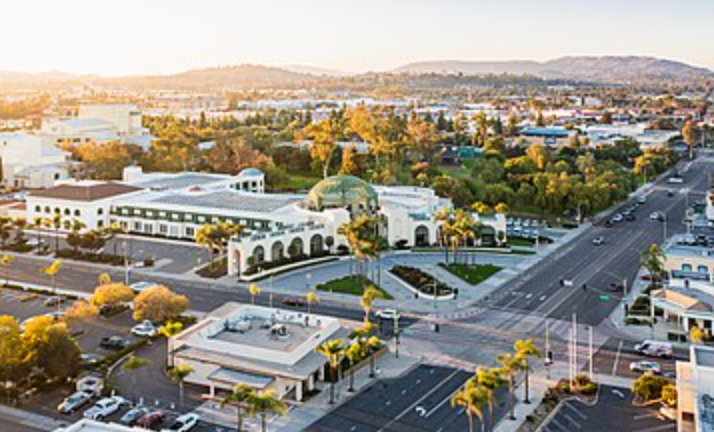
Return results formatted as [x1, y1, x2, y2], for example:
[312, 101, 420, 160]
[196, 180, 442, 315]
[563, 402, 587, 421]
[633, 413, 657, 421]
[612, 340, 624, 376]
[635, 424, 676, 432]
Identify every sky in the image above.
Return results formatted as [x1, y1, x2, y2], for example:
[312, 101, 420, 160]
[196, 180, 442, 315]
[3, 0, 714, 76]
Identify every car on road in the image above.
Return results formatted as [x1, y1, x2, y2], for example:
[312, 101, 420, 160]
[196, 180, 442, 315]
[83, 396, 127, 420]
[649, 212, 664, 222]
[131, 320, 158, 338]
[667, 190, 675, 197]
[611, 213, 623, 223]
[130, 281, 158, 293]
[668, 176, 684, 184]
[80, 353, 103, 368]
[282, 297, 307, 308]
[592, 236, 604, 246]
[100, 336, 130, 350]
[44, 296, 66, 307]
[635, 340, 673, 358]
[625, 214, 636, 222]
[376, 309, 401, 321]
[637, 196, 647, 204]
[604, 220, 613, 228]
[58, 391, 93, 414]
[136, 410, 166, 430]
[121, 406, 151, 426]
[163, 413, 200, 432]
[629, 360, 662, 374]
[607, 282, 623, 292]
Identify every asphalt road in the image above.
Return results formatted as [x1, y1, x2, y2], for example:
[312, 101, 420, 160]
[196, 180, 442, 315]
[490, 158, 710, 326]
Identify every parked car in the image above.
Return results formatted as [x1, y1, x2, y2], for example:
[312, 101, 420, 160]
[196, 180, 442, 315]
[604, 220, 613, 228]
[668, 176, 684, 184]
[100, 336, 130, 350]
[376, 309, 401, 321]
[282, 297, 307, 308]
[44, 296, 66, 307]
[635, 340, 673, 358]
[625, 214, 636, 222]
[637, 196, 647, 204]
[58, 391, 93, 414]
[136, 411, 166, 430]
[592, 236, 604, 246]
[84, 396, 126, 420]
[76, 375, 104, 396]
[121, 406, 151, 426]
[607, 282, 624, 292]
[629, 360, 662, 374]
[164, 413, 200, 432]
[132, 320, 158, 338]
[130, 281, 158, 293]
[611, 213, 623, 223]
[80, 353, 103, 367]
[667, 190, 675, 197]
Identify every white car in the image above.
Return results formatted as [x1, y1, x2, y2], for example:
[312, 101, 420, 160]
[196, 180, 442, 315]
[629, 360, 661, 374]
[132, 320, 158, 338]
[592, 236, 604, 246]
[611, 213, 623, 223]
[130, 281, 157, 293]
[637, 196, 647, 204]
[58, 391, 93, 414]
[164, 413, 200, 432]
[376, 309, 401, 321]
[668, 176, 684, 184]
[84, 396, 126, 420]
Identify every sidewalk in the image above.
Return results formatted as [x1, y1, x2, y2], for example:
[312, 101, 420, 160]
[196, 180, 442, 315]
[0, 403, 64, 431]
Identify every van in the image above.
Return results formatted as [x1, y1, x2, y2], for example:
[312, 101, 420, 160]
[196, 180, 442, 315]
[635, 340, 673, 358]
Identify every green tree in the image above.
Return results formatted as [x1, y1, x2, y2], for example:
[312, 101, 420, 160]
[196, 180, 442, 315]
[345, 341, 363, 392]
[220, 384, 256, 432]
[248, 391, 288, 432]
[168, 363, 194, 406]
[451, 378, 488, 432]
[514, 339, 541, 403]
[632, 372, 670, 402]
[315, 339, 345, 404]
[640, 244, 665, 291]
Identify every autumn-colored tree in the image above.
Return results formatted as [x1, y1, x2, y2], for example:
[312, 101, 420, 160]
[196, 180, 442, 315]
[65, 300, 99, 323]
[90, 283, 135, 308]
[207, 136, 272, 174]
[133, 285, 189, 323]
[74, 141, 134, 180]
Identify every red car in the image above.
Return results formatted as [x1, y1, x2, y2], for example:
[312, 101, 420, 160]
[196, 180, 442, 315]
[282, 297, 307, 308]
[135, 411, 166, 430]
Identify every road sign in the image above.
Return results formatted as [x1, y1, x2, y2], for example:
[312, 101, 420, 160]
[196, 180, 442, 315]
[600, 295, 611, 301]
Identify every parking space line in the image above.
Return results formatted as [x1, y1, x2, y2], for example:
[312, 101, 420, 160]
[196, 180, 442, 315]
[562, 402, 587, 421]
[613, 340, 623, 376]
[633, 412, 658, 421]
[634, 424, 676, 432]
[550, 417, 576, 431]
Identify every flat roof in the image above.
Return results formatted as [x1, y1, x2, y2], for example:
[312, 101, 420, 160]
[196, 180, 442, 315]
[55, 419, 145, 432]
[30, 182, 142, 202]
[145, 190, 300, 213]
[130, 172, 231, 191]
[694, 346, 714, 368]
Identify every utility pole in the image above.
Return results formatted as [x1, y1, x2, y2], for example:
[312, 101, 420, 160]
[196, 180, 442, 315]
[545, 319, 551, 379]
[572, 313, 578, 379]
[394, 304, 400, 358]
[589, 326, 594, 382]
[568, 327, 574, 387]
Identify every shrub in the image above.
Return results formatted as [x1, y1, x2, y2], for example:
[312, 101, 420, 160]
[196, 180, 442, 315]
[580, 383, 598, 395]
[391, 265, 453, 296]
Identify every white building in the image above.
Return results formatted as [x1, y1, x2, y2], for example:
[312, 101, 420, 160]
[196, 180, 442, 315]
[41, 104, 154, 149]
[53, 419, 150, 431]
[168, 302, 349, 402]
[0, 132, 70, 188]
[676, 345, 714, 432]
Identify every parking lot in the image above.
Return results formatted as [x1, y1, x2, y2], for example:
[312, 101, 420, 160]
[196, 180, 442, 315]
[540, 385, 674, 432]
[307, 364, 507, 432]
[592, 337, 685, 381]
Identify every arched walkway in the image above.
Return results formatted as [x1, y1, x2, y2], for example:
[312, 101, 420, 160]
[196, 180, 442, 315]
[288, 238, 304, 258]
[310, 234, 324, 256]
[252, 245, 265, 264]
[272, 241, 285, 262]
[414, 225, 430, 247]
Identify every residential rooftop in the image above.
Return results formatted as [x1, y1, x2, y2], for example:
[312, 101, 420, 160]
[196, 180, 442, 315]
[29, 181, 142, 202]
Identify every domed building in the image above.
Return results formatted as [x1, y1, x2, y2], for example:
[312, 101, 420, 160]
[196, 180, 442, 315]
[306, 175, 378, 215]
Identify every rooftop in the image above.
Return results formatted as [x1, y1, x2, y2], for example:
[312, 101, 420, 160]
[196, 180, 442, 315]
[146, 190, 300, 213]
[651, 287, 714, 312]
[55, 419, 146, 432]
[30, 182, 142, 202]
[694, 345, 714, 368]
[130, 172, 232, 191]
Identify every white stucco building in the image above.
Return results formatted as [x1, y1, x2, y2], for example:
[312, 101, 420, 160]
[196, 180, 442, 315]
[168, 303, 349, 402]
[0, 132, 70, 188]
[676, 345, 714, 432]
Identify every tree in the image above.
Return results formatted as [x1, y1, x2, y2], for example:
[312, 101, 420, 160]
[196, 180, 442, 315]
[195, 224, 219, 269]
[306, 119, 339, 178]
[168, 363, 194, 407]
[339, 145, 359, 175]
[64, 300, 99, 323]
[471, 202, 490, 215]
[514, 339, 541, 403]
[632, 372, 670, 403]
[525, 143, 549, 170]
[360, 285, 384, 327]
[315, 339, 345, 404]
[90, 283, 135, 308]
[640, 244, 665, 291]
[451, 378, 488, 432]
[23, 318, 81, 380]
[74, 141, 134, 179]
[51, 213, 62, 253]
[476, 367, 504, 432]
[42, 259, 62, 295]
[0, 217, 13, 249]
[690, 325, 706, 344]
[682, 120, 701, 160]
[662, 384, 677, 408]
[220, 384, 256, 432]
[0, 316, 29, 400]
[133, 286, 189, 323]
[249, 284, 262, 305]
[305, 291, 320, 314]
[0, 255, 13, 286]
[345, 341, 363, 392]
[158, 321, 184, 338]
[32, 216, 44, 252]
[121, 355, 150, 402]
[248, 391, 287, 432]
[497, 352, 520, 420]
[494, 203, 509, 214]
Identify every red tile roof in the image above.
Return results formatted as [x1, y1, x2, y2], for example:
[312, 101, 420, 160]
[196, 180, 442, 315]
[29, 183, 142, 202]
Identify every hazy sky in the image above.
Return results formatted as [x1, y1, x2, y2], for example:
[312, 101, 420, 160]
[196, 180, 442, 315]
[4, 0, 714, 76]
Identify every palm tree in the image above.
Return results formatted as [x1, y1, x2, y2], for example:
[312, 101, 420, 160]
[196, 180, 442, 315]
[12, 217, 27, 246]
[168, 363, 194, 407]
[249, 284, 262, 305]
[0, 255, 13, 287]
[364, 335, 381, 378]
[345, 341, 363, 392]
[220, 384, 255, 432]
[305, 291, 320, 314]
[315, 339, 345, 404]
[32, 216, 44, 252]
[360, 285, 384, 327]
[42, 259, 62, 295]
[497, 352, 520, 420]
[451, 378, 489, 432]
[51, 213, 62, 253]
[476, 366, 504, 432]
[195, 224, 218, 269]
[0, 216, 12, 249]
[640, 244, 665, 291]
[514, 339, 541, 404]
[248, 391, 287, 432]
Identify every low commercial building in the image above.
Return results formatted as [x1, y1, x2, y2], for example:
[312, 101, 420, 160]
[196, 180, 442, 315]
[168, 303, 349, 401]
[0, 132, 70, 188]
[676, 345, 714, 432]
[53, 419, 150, 431]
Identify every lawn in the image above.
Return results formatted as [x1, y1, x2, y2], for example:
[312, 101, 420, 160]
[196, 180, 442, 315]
[439, 263, 502, 285]
[506, 237, 535, 247]
[270, 174, 321, 192]
[315, 275, 393, 299]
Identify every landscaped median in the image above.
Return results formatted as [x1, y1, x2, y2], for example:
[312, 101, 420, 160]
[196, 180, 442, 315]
[389, 265, 455, 300]
[315, 275, 393, 299]
[439, 263, 501, 285]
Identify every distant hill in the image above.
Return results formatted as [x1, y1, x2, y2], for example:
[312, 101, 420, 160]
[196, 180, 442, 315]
[104, 64, 318, 90]
[282, 64, 352, 77]
[394, 56, 713, 82]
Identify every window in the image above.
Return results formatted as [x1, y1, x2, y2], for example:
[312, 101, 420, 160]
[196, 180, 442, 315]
[683, 264, 693, 272]
[198, 216, 206, 223]
[63, 209, 70, 216]
[121, 208, 129, 216]
[185, 227, 195, 237]
[159, 224, 168, 234]
[145, 225, 153, 234]
[133, 209, 141, 216]
[171, 213, 180, 221]
[184, 214, 193, 222]
[97, 208, 104, 216]
[133, 222, 142, 231]
[44, 206, 50, 213]
[159, 211, 167, 218]
[35, 206, 40, 212]
[146, 211, 154, 218]
[698, 265, 709, 274]
[97, 220, 104, 228]
[74, 209, 80, 217]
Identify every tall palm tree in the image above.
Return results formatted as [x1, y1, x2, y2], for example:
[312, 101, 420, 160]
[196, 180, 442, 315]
[51, 213, 62, 254]
[121, 355, 150, 403]
[168, 363, 194, 407]
[360, 285, 384, 327]
[42, 259, 62, 295]
[451, 378, 489, 432]
[220, 384, 256, 432]
[248, 391, 287, 432]
[345, 341, 363, 392]
[305, 291, 320, 314]
[514, 339, 541, 404]
[315, 339, 345, 404]
[497, 352, 520, 420]
[476, 366, 504, 432]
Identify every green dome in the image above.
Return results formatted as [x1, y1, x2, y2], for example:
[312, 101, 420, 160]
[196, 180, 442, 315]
[307, 175, 378, 210]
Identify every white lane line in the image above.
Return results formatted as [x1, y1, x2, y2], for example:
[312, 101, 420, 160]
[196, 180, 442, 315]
[633, 412, 658, 421]
[425, 382, 464, 418]
[634, 424, 676, 432]
[563, 402, 587, 421]
[612, 340, 624, 376]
